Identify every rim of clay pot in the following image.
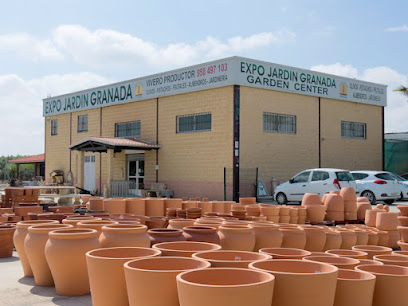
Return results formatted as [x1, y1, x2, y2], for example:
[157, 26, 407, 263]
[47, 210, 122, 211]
[307, 252, 339, 257]
[221, 220, 250, 226]
[148, 228, 183, 236]
[337, 268, 376, 281]
[116, 221, 142, 225]
[176, 267, 275, 287]
[259, 248, 311, 258]
[218, 225, 252, 232]
[303, 256, 360, 267]
[0, 225, 16, 231]
[48, 228, 98, 239]
[249, 223, 279, 230]
[357, 259, 384, 265]
[352, 245, 393, 253]
[17, 220, 59, 228]
[192, 250, 271, 263]
[77, 220, 119, 226]
[373, 254, 408, 265]
[169, 219, 195, 224]
[397, 240, 408, 247]
[65, 216, 102, 221]
[249, 259, 338, 275]
[27, 224, 72, 233]
[392, 251, 408, 256]
[124, 256, 211, 273]
[86, 247, 161, 260]
[325, 249, 368, 258]
[279, 227, 304, 233]
[101, 224, 148, 233]
[152, 241, 221, 253]
[356, 264, 408, 276]
[183, 226, 217, 233]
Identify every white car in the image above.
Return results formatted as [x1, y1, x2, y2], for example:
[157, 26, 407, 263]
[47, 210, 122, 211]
[351, 171, 400, 205]
[274, 168, 358, 205]
[390, 172, 408, 200]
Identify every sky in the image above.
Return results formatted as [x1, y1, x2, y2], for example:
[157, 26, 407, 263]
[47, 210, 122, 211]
[1, 0, 408, 155]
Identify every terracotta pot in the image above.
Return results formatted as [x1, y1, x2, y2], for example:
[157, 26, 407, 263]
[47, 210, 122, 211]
[334, 268, 376, 306]
[259, 247, 311, 259]
[279, 206, 291, 216]
[351, 230, 367, 246]
[303, 227, 326, 252]
[306, 252, 339, 257]
[164, 198, 183, 211]
[249, 223, 282, 251]
[88, 198, 104, 211]
[218, 225, 255, 251]
[352, 245, 392, 259]
[398, 226, 408, 243]
[398, 205, 408, 216]
[365, 209, 385, 227]
[340, 187, 357, 201]
[145, 198, 165, 216]
[211, 201, 225, 214]
[373, 254, 408, 267]
[325, 211, 344, 221]
[177, 267, 275, 306]
[388, 230, 401, 249]
[356, 264, 408, 306]
[62, 216, 102, 227]
[344, 210, 357, 221]
[86, 247, 161, 306]
[260, 205, 280, 216]
[0, 225, 16, 258]
[306, 205, 326, 223]
[167, 218, 195, 230]
[376, 212, 399, 231]
[325, 249, 368, 259]
[358, 258, 384, 266]
[197, 201, 212, 215]
[24, 223, 72, 286]
[192, 250, 270, 268]
[324, 194, 344, 211]
[367, 230, 380, 245]
[14, 220, 59, 277]
[398, 240, 408, 251]
[45, 228, 100, 296]
[278, 215, 290, 223]
[398, 216, 408, 227]
[250, 259, 338, 306]
[125, 198, 145, 215]
[357, 201, 372, 219]
[148, 228, 186, 245]
[303, 255, 360, 269]
[337, 229, 357, 249]
[145, 216, 167, 229]
[99, 224, 150, 248]
[239, 197, 256, 205]
[301, 193, 321, 206]
[124, 256, 210, 306]
[280, 227, 306, 249]
[77, 220, 118, 237]
[392, 250, 408, 256]
[103, 199, 126, 214]
[152, 241, 221, 257]
[183, 226, 220, 244]
[37, 213, 64, 223]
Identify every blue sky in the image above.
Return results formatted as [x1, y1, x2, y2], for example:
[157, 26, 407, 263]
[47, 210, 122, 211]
[1, 0, 407, 155]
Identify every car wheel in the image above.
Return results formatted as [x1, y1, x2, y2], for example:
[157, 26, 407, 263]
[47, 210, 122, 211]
[384, 199, 395, 205]
[361, 190, 376, 205]
[276, 192, 287, 205]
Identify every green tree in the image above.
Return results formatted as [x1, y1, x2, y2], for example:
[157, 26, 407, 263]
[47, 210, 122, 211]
[395, 85, 408, 97]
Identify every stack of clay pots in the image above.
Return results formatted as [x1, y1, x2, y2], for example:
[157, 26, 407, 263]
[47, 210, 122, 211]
[278, 205, 291, 223]
[340, 187, 358, 221]
[245, 204, 261, 217]
[301, 193, 326, 224]
[324, 193, 344, 222]
[357, 197, 372, 220]
[375, 211, 400, 249]
[260, 205, 280, 223]
[231, 204, 246, 220]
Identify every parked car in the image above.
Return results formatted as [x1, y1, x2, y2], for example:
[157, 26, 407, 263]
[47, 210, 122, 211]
[390, 172, 408, 200]
[274, 168, 357, 205]
[350, 171, 400, 205]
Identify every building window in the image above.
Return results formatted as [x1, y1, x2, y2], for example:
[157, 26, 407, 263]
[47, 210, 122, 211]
[341, 121, 366, 139]
[263, 112, 296, 134]
[177, 112, 211, 133]
[115, 121, 141, 138]
[51, 119, 58, 136]
[77, 115, 88, 133]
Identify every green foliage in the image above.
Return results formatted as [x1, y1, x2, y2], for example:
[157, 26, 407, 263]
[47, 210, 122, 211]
[395, 85, 408, 97]
[0, 156, 34, 182]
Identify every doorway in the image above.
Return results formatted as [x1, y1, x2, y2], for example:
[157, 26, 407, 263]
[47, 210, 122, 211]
[127, 154, 144, 196]
[84, 155, 96, 192]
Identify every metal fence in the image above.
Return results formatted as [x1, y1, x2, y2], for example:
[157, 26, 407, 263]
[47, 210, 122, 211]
[109, 181, 139, 198]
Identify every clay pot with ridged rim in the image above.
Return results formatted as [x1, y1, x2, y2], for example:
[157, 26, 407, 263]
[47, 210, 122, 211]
[86, 247, 161, 306]
[352, 245, 392, 259]
[192, 250, 271, 268]
[124, 256, 210, 306]
[100, 224, 150, 248]
[303, 255, 360, 270]
[177, 267, 275, 306]
[152, 241, 221, 257]
[218, 225, 255, 251]
[259, 247, 311, 259]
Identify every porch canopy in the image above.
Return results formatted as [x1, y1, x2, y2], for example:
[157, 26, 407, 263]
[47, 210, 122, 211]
[68, 136, 160, 152]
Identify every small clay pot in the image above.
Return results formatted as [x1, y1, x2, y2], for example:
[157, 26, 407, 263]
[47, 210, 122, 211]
[397, 205, 408, 217]
[125, 198, 146, 215]
[145, 216, 167, 229]
[376, 212, 400, 231]
[301, 193, 322, 206]
[323, 230, 342, 251]
[152, 241, 221, 257]
[145, 198, 165, 216]
[303, 227, 326, 252]
[192, 250, 271, 268]
[337, 229, 357, 249]
[306, 205, 326, 224]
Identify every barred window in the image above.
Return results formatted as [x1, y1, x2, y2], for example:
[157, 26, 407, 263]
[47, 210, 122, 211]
[177, 113, 211, 133]
[115, 121, 141, 138]
[77, 115, 88, 133]
[51, 119, 58, 136]
[263, 112, 296, 134]
[341, 121, 366, 139]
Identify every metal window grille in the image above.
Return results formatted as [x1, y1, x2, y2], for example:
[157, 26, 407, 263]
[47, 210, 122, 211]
[78, 115, 88, 133]
[115, 121, 141, 138]
[177, 112, 211, 133]
[263, 112, 296, 134]
[51, 119, 58, 136]
[341, 121, 366, 139]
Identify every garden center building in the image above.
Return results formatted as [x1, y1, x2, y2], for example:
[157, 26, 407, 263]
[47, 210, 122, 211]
[43, 57, 387, 201]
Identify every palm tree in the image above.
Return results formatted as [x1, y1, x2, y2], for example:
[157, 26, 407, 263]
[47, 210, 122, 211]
[395, 85, 408, 97]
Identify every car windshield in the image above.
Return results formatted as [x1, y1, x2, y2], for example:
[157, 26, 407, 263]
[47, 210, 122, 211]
[336, 172, 355, 181]
[375, 173, 397, 181]
[391, 173, 407, 181]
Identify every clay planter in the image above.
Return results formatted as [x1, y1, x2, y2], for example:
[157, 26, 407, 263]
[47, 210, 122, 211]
[103, 199, 126, 214]
[24, 223, 72, 286]
[393, 250, 408, 256]
[239, 197, 256, 205]
[365, 209, 385, 227]
[88, 198, 104, 211]
[354, 229, 369, 245]
[334, 268, 376, 306]
[301, 193, 321, 206]
[356, 264, 408, 306]
[86, 247, 161, 306]
[325, 211, 344, 222]
[182, 201, 198, 210]
[62, 216, 102, 227]
[249, 223, 282, 251]
[218, 225, 255, 251]
[77, 220, 118, 236]
[192, 250, 271, 268]
[45, 228, 100, 296]
[164, 198, 183, 211]
[259, 247, 311, 259]
[367, 230, 380, 245]
[260, 205, 280, 216]
[303, 255, 360, 269]
[306, 205, 326, 224]
[340, 187, 357, 201]
[373, 254, 408, 267]
[0, 225, 16, 258]
[398, 240, 408, 250]
[352, 245, 392, 259]
[125, 198, 145, 215]
[148, 228, 186, 245]
[324, 194, 344, 211]
[197, 201, 212, 215]
[397, 205, 408, 216]
[152, 241, 221, 257]
[145, 216, 167, 229]
[167, 218, 195, 230]
[337, 229, 357, 249]
[279, 215, 290, 223]
[183, 226, 220, 244]
[279, 227, 306, 249]
[14, 220, 59, 277]
[325, 249, 368, 259]
[250, 259, 338, 306]
[357, 201, 372, 219]
[376, 212, 399, 231]
[145, 198, 165, 216]
[398, 216, 408, 227]
[177, 268, 275, 306]
[388, 230, 401, 249]
[124, 256, 210, 306]
[279, 205, 291, 216]
[100, 224, 150, 248]
[303, 227, 326, 252]
[398, 226, 408, 243]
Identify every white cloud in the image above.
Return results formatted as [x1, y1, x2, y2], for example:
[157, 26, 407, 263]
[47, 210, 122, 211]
[386, 25, 408, 32]
[310, 63, 408, 133]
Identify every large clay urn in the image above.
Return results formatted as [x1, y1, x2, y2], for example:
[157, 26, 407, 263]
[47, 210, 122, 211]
[177, 268, 275, 306]
[365, 209, 386, 227]
[148, 228, 186, 245]
[280, 227, 306, 249]
[303, 226, 326, 252]
[249, 223, 282, 251]
[45, 228, 100, 296]
[218, 225, 255, 251]
[183, 226, 220, 244]
[192, 250, 271, 268]
[86, 247, 161, 306]
[0, 224, 16, 258]
[14, 220, 59, 277]
[100, 224, 150, 248]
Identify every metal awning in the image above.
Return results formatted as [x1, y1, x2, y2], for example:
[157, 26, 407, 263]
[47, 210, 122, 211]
[68, 136, 161, 152]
